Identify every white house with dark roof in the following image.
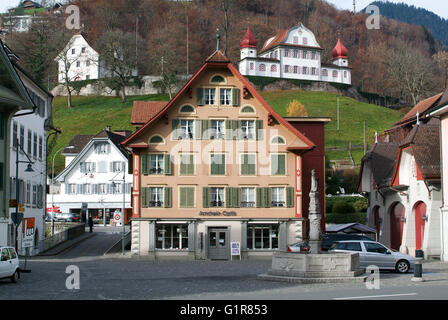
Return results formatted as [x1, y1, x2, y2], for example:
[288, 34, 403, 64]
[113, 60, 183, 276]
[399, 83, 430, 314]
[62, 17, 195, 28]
[54, 33, 139, 84]
[49, 128, 133, 224]
[239, 23, 351, 85]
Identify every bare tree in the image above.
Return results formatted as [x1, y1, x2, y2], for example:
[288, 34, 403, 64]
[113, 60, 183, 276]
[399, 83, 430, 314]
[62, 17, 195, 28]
[433, 51, 448, 89]
[385, 42, 436, 105]
[96, 29, 146, 103]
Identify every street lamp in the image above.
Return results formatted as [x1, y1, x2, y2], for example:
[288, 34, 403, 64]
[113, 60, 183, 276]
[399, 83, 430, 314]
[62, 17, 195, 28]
[13, 139, 34, 252]
[51, 145, 74, 236]
[110, 165, 126, 255]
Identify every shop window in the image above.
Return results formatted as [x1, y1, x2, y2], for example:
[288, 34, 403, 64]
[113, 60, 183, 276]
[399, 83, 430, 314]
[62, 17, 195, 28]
[156, 224, 188, 250]
[247, 224, 279, 249]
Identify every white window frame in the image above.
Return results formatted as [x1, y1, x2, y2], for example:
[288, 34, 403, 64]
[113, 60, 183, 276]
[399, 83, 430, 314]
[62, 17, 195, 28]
[241, 120, 255, 140]
[149, 187, 164, 207]
[210, 119, 225, 140]
[219, 88, 232, 106]
[271, 187, 286, 207]
[180, 119, 195, 140]
[204, 88, 216, 105]
[241, 187, 256, 208]
[149, 154, 164, 175]
[210, 187, 225, 207]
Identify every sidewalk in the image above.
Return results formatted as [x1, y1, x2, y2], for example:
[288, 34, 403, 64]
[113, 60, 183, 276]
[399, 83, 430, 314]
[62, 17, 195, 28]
[38, 230, 96, 256]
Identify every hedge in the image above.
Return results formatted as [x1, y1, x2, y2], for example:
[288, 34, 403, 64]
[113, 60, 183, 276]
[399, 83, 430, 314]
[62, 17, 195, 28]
[325, 212, 367, 224]
[326, 196, 367, 214]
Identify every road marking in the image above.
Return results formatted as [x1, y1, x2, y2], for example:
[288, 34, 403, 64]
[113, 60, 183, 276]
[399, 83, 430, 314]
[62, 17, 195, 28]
[334, 293, 418, 300]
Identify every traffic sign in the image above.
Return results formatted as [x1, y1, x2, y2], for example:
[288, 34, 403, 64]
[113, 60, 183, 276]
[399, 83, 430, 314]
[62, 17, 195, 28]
[11, 212, 23, 225]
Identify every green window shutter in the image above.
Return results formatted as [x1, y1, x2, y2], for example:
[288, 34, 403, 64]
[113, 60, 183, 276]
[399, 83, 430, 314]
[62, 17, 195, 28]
[195, 120, 202, 140]
[201, 120, 210, 140]
[180, 154, 194, 175]
[286, 187, 295, 208]
[197, 88, 204, 106]
[232, 88, 240, 106]
[232, 120, 241, 140]
[226, 187, 232, 208]
[203, 187, 210, 208]
[211, 154, 225, 175]
[264, 187, 271, 208]
[225, 120, 233, 140]
[141, 187, 148, 208]
[164, 187, 172, 208]
[180, 187, 195, 208]
[277, 154, 286, 175]
[272, 154, 286, 175]
[233, 188, 241, 208]
[256, 120, 263, 141]
[241, 154, 256, 175]
[141, 154, 149, 175]
[0, 113, 3, 139]
[164, 154, 172, 175]
[172, 119, 180, 140]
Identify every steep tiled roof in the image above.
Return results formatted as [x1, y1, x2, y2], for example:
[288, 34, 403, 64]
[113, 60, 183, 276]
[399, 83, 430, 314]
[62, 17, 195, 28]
[395, 93, 443, 126]
[400, 119, 440, 179]
[205, 50, 231, 63]
[131, 101, 167, 126]
[360, 142, 399, 188]
[63, 135, 94, 154]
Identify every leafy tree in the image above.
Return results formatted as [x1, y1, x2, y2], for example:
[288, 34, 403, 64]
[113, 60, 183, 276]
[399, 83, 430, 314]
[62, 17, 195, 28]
[286, 100, 308, 117]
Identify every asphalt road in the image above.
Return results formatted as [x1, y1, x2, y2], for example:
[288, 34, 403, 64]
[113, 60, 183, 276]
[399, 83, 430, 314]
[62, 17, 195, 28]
[1, 227, 448, 301]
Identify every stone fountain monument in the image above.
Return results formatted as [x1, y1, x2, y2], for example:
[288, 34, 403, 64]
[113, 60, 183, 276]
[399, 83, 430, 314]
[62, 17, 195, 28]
[258, 169, 367, 284]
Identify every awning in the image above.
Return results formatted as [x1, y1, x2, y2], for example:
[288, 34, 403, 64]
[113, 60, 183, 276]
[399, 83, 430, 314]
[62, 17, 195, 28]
[326, 223, 377, 235]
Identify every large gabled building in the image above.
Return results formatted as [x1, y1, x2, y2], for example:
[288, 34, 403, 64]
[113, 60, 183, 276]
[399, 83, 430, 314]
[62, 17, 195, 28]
[122, 49, 328, 260]
[359, 92, 445, 259]
[238, 23, 351, 85]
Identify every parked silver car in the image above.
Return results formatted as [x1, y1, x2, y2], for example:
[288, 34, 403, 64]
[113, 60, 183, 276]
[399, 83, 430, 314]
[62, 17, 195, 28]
[329, 240, 416, 273]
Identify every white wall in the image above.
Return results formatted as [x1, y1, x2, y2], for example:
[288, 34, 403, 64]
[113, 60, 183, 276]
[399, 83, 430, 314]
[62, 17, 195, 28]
[50, 138, 132, 214]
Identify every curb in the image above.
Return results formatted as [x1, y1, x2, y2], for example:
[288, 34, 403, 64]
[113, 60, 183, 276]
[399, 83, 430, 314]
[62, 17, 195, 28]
[38, 233, 97, 256]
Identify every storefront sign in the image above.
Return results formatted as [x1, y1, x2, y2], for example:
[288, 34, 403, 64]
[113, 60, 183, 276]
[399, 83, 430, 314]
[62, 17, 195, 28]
[199, 211, 237, 217]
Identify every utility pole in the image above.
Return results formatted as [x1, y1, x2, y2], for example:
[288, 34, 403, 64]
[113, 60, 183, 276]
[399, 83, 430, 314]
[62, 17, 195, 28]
[337, 95, 340, 131]
[363, 120, 366, 154]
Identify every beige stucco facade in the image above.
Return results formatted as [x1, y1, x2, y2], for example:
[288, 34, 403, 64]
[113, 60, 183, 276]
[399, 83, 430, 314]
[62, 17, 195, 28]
[125, 55, 320, 260]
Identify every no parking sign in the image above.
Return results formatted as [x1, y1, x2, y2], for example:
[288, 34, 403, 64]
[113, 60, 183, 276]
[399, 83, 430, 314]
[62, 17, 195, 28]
[114, 210, 122, 226]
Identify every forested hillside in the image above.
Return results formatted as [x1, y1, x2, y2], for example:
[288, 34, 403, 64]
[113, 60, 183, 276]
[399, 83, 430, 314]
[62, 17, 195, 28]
[5, 0, 447, 105]
[368, 1, 448, 46]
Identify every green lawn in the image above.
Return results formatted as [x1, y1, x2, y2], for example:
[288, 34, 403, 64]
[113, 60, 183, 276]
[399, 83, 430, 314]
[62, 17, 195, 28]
[260, 90, 402, 164]
[49, 94, 169, 175]
[49, 90, 402, 175]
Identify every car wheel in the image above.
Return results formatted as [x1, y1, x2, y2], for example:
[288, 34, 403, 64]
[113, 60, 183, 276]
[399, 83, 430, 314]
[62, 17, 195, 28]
[10, 270, 19, 283]
[395, 260, 410, 273]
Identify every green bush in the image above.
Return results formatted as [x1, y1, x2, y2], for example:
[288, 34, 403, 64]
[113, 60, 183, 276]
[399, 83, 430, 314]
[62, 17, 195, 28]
[326, 212, 367, 224]
[354, 198, 369, 213]
[332, 199, 355, 214]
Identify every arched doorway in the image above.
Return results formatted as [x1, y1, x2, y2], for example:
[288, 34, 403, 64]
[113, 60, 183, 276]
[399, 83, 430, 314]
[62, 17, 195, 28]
[372, 206, 381, 241]
[414, 201, 427, 250]
[389, 202, 405, 250]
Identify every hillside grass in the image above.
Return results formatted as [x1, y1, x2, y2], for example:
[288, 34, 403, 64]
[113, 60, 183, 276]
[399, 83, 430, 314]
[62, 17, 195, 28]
[260, 90, 403, 164]
[49, 94, 170, 174]
[49, 90, 402, 175]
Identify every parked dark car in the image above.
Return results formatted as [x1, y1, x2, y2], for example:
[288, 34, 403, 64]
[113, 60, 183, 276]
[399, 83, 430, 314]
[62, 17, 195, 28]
[321, 233, 373, 251]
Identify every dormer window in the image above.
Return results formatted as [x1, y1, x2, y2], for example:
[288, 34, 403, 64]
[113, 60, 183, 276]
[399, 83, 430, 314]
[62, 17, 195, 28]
[149, 135, 164, 144]
[82, 47, 86, 54]
[211, 75, 225, 83]
[179, 105, 195, 113]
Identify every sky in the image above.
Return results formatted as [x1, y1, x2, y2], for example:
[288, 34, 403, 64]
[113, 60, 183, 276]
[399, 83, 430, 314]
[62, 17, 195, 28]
[325, 0, 448, 19]
[0, 0, 447, 20]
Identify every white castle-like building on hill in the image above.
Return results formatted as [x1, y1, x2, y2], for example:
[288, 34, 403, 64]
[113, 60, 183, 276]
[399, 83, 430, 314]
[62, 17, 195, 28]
[239, 23, 351, 85]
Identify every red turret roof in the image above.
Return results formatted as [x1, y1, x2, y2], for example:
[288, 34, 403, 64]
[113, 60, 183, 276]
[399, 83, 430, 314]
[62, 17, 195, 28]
[240, 28, 257, 49]
[332, 39, 348, 59]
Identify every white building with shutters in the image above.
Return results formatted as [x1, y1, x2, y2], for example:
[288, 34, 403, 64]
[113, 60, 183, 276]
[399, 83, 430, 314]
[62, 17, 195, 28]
[49, 128, 133, 223]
